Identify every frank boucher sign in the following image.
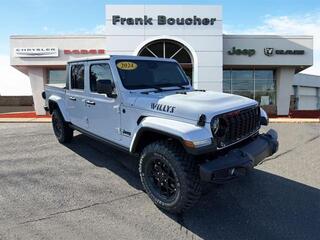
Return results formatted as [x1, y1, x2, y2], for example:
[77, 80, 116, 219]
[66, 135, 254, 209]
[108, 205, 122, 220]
[112, 15, 217, 26]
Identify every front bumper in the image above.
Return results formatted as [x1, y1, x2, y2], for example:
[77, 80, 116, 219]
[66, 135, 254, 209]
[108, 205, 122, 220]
[199, 129, 279, 182]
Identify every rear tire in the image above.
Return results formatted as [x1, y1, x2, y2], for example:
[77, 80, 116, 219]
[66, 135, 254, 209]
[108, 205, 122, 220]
[139, 140, 201, 213]
[52, 109, 73, 143]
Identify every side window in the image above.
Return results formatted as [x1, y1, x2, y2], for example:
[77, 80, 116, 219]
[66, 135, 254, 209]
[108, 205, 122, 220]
[90, 63, 113, 92]
[70, 64, 84, 90]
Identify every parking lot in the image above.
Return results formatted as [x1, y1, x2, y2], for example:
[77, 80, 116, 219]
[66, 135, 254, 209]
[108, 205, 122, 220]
[0, 123, 319, 240]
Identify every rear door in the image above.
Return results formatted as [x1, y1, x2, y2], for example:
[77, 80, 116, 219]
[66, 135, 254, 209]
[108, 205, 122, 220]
[66, 62, 88, 129]
[85, 61, 121, 141]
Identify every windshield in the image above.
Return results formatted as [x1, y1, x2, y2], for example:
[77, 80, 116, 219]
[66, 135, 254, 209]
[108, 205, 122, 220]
[116, 60, 190, 90]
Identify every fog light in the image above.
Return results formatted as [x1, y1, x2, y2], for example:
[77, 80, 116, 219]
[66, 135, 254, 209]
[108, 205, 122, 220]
[184, 138, 212, 148]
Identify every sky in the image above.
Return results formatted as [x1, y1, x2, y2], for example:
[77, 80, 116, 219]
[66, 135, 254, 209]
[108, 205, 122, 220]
[0, 0, 319, 95]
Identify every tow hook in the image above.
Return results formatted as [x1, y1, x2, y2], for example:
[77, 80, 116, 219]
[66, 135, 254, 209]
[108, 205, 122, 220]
[211, 167, 247, 183]
[229, 167, 247, 177]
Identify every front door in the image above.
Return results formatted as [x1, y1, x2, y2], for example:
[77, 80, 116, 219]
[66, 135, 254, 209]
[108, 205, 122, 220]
[66, 63, 88, 129]
[85, 62, 121, 141]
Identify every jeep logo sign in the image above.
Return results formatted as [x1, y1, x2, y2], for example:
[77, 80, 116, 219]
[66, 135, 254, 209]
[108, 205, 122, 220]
[228, 47, 256, 57]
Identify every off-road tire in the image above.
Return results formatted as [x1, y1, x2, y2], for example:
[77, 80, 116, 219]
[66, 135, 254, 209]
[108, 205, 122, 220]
[139, 140, 201, 213]
[52, 109, 73, 143]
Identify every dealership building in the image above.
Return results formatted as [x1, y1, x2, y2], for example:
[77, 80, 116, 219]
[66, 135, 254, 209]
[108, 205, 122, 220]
[10, 4, 316, 116]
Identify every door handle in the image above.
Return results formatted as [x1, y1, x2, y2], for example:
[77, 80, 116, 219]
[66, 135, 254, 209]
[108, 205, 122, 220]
[69, 96, 76, 101]
[85, 100, 96, 106]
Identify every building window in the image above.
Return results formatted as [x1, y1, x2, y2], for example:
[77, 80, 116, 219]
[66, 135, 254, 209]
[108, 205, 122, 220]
[223, 69, 276, 107]
[231, 70, 254, 99]
[48, 69, 66, 84]
[254, 70, 276, 106]
[138, 39, 193, 84]
[71, 64, 84, 90]
[223, 70, 231, 92]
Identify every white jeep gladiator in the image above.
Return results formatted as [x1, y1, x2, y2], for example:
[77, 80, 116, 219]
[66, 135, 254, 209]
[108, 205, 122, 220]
[43, 55, 278, 213]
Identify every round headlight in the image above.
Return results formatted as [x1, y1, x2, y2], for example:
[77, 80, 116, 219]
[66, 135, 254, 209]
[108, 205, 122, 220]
[260, 107, 269, 125]
[211, 118, 220, 134]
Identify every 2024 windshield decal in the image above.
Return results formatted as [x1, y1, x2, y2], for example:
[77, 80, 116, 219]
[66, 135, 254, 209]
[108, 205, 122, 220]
[151, 103, 176, 113]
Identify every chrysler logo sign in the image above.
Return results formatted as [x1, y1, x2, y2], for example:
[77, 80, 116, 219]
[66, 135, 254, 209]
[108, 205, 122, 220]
[264, 48, 305, 56]
[112, 15, 216, 26]
[14, 47, 59, 58]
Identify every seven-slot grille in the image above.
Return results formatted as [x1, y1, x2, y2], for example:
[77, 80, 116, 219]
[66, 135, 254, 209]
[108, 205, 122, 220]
[213, 106, 261, 148]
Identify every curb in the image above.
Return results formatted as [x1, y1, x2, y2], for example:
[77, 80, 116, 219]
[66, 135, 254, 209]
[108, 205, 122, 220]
[269, 118, 320, 123]
[0, 118, 319, 124]
[0, 118, 52, 123]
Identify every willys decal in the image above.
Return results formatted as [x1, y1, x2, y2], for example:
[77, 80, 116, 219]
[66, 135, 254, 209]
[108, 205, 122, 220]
[151, 103, 176, 113]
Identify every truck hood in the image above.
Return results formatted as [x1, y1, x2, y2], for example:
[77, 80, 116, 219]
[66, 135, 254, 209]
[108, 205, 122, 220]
[132, 90, 258, 122]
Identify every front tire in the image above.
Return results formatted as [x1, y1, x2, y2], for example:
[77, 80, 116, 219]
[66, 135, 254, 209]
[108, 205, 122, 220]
[139, 140, 201, 213]
[52, 109, 73, 143]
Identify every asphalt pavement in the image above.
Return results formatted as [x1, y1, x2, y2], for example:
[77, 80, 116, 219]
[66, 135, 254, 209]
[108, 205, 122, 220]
[0, 123, 319, 240]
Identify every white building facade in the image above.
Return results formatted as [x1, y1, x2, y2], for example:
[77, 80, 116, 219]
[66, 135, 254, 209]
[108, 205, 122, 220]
[10, 4, 314, 115]
[293, 74, 320, 110]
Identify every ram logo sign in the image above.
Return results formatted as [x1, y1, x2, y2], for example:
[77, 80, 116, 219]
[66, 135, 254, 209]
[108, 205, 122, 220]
[264, 48, 274, 56]
[264, 48, 305, 56]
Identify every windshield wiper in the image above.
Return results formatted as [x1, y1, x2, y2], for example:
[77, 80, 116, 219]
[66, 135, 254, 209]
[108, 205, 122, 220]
[139, 84, 188, 93]
[138, 84, 164, 92]
[171, 84, 189, 90]
[152, 86, 164, 91]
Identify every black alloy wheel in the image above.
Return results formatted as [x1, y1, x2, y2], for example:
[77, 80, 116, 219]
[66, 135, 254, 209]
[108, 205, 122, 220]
[139, 140, 201, 213]
[52, 111, 63, 139]
[51, 109, 73, 143]
[146, 155, 179, 202]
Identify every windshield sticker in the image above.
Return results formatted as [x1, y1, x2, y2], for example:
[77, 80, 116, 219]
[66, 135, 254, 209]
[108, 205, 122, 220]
[117, 61, 138, 70]
[151, 103, 176, 113]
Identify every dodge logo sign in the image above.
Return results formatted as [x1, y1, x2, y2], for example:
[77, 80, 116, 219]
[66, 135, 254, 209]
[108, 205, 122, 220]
[64, 49, 105, 55]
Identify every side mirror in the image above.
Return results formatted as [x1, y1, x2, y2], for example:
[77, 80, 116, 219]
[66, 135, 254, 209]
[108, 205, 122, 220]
[96, 79, 116, 98]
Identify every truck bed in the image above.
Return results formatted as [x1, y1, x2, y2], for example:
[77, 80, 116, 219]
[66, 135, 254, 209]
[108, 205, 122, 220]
[44, 84, 67, 107]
